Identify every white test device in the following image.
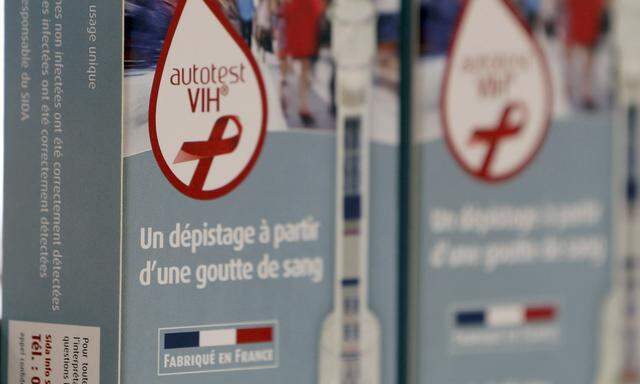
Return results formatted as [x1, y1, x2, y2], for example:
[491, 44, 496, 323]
[598, 1, 640, 383]
[319, 1, 381, 383]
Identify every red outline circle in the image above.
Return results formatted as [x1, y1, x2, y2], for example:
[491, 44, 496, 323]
[149, 0, 269, 200]
[440, 0, 554, 184]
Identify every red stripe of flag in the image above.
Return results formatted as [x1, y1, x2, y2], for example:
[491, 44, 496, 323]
[525, 305, 556, 323]
[237, 327, 273, 344]
[344, 228, 360, 236]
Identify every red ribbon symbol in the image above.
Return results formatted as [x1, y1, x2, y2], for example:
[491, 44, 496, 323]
[470, 102, 528, 178]
[174, 115, 243, 191]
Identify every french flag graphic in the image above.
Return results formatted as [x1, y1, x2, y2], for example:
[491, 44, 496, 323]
[455, 303, 557, 328]
[164, 326, 274, 349]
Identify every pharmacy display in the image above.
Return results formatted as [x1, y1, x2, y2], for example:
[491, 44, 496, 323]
[2, 0, 402, 382]
[415, 0, 613, 382]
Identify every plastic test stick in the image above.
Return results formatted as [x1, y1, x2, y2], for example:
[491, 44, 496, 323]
[616, 1, 640, 382]
[319, 1, 381, 383]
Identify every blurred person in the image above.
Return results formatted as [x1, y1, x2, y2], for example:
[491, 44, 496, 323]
[125, 0, 244, 69]
[236, 0, 256, 47]
[125, 0, 175, 68]
[255, 0, 273, 59]
[214, 0, 243, 32]
[563, 0, 608, 111]
[540, 0, 558, 37]
[521, 0, 541, 29]
[272, 0, 290, 112]
[376, 10, 400, 92]
[377, 14, 399, 54]
[420, 0, 462, 56]
[282, 0, 326, 126]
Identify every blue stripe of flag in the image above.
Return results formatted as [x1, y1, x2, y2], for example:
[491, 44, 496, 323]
[164, 331, 200, 349]
[455, 310, 485, 327]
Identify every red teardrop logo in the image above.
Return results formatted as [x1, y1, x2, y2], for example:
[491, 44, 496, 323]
[441, 0, 553, 183]
[149, 0, 268, 200]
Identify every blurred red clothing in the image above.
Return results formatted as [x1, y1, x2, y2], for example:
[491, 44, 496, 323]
[282, 0, 325, 58]
[565, 0, 606, 47]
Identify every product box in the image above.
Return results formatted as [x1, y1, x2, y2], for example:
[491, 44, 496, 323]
[412, 0, 615, 382]
[2, 0, 403, 382]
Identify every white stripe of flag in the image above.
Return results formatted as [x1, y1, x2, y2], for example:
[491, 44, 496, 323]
[200, 329, 238, 347]
[486, 304, 525, 327]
